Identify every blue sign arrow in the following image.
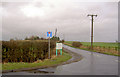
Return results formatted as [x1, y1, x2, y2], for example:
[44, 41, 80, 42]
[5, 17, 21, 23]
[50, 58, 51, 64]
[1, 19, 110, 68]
[47, 32, 52, 37]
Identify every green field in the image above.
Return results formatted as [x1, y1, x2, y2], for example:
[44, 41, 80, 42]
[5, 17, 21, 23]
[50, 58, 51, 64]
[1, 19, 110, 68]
[65, 41, 118, 48]
[64, 41, 119, 56]
[3, 52, 72, 71]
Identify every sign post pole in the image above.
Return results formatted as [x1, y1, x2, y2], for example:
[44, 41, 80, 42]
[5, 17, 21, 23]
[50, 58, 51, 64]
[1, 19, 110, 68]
[48, 37, 50, 59]
[47, 32, 52, 59]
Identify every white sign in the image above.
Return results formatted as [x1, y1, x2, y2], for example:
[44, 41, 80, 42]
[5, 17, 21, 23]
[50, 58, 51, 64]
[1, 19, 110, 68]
[56, 43, 62, 49]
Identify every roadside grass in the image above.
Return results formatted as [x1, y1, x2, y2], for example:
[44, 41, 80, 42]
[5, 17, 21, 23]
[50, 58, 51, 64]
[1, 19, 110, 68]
[2, 52, 72, 71]
[64, 42, 119, 56]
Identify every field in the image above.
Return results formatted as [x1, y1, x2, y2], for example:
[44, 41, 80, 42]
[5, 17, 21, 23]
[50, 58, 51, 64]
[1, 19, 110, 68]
[64, 41, 119, 56]
[65, 41, 118, 48]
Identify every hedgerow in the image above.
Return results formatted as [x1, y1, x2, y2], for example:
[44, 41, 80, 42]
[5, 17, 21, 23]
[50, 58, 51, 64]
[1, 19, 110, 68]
[2, 40, 56, 63]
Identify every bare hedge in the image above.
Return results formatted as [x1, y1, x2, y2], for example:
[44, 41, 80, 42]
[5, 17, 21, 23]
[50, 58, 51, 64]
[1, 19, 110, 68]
[72, 42, 82, 47]
[2, 40, 56, 63]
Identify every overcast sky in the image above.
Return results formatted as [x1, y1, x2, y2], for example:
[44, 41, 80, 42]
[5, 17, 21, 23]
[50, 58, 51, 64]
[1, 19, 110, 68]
[0, 0, 118, 42]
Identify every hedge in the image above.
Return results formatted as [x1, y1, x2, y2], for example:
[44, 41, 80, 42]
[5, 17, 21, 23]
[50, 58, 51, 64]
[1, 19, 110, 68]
[2, 40, 56, 63]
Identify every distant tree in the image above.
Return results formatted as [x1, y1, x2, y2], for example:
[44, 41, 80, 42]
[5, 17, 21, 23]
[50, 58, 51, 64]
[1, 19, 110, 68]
[10, 38, 14, 41]
[36, 36, 39, 40]
[40, 37, 45, 40]
[72, 42, 82, 47]
[33, 36, 39, 40]
[15, 37, 19, 40]
[25, 37, 28, 40]
[51, 36, 60, 41]
[30, 36, 35, 40]
[25, 36, 40, 40]
[61, 39, 64, 43]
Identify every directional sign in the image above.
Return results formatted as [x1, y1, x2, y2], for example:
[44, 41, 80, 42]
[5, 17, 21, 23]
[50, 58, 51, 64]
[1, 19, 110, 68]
[56, 43, 62, 49]
[47, 32, 52, 37]
[56, 43, 62, 56]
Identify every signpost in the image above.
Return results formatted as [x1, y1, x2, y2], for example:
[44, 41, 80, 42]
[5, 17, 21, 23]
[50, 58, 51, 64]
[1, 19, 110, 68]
[47, 32, 52, 59]
[56, 43, 62, 56]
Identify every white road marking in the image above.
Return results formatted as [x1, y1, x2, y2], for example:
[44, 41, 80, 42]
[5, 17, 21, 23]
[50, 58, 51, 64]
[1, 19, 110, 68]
[115, 60, 120, 63]
[96, 55, 100, 57]
[115, 60, 119, 62]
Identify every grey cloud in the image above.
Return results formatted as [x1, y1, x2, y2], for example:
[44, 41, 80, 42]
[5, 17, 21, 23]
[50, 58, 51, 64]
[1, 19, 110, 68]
[1, 1, 118, 42]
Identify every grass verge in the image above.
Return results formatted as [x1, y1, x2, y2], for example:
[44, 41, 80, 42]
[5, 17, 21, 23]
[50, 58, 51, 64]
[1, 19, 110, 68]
[64, 43, 119, 56]
[2, 52, 72, 71]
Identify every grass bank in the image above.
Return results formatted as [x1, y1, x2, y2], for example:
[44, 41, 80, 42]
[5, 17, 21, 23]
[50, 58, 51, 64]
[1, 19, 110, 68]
[2, 52, 72, 71]
[64, 41, 119, 56]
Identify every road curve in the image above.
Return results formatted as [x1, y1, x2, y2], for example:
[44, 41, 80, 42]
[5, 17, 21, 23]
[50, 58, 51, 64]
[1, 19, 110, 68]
[54, 45, 118, 75]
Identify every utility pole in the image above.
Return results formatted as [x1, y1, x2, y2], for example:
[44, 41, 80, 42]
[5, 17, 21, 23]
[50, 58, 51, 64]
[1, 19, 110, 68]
[87, 14, 97, 50]
[55, 28, 57, 37]
[54, 28, 57, 42]
[63, 34, 65, 41]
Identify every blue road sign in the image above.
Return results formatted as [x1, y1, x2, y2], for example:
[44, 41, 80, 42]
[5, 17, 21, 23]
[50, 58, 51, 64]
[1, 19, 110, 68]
[47, 32, 52, 37]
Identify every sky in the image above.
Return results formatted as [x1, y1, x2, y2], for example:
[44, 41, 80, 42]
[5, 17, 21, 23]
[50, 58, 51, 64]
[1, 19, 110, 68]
[0, 0, 118, 42]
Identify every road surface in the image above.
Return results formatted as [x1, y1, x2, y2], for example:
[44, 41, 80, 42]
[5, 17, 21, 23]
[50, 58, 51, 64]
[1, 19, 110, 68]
[3, 45, 118, 75]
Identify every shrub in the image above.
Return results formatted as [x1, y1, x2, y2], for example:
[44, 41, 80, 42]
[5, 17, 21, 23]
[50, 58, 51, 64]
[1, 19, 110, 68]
[72, 42, 82, 47]
[58, 40, 64, 43]
[61, 40, 64, 43]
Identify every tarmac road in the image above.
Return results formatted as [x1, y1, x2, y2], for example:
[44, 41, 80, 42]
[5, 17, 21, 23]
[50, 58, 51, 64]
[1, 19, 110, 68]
[54, 45, 118, 75]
